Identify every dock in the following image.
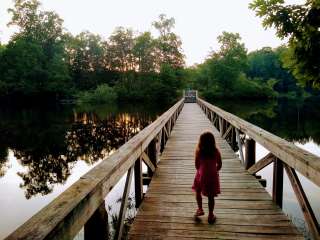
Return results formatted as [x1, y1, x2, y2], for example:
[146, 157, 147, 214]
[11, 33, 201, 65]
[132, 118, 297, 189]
[128, 103, 303, 239]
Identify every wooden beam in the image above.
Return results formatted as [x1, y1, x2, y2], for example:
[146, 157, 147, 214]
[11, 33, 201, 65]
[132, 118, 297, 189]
[219, 117, 223, 136]
[163, 124, 169, 138]
[222, 124, 233, 139]
[84, 203, 108, 240]
[148, 139, 158, 167]
[134, 158, 143, 208]
[141, 152, 156, 173]
[273, 158, 283, 208]
[212, 115, 218, 126]
[168, 118, 172, 133]
[248, 153, 274, 174]
[284, 164, 320, 239]
[115, 167, 134, 240]
[244, 138, 256, 170]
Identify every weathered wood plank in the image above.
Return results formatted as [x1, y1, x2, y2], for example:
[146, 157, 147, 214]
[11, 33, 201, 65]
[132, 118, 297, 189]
[248, 153, 274, 174]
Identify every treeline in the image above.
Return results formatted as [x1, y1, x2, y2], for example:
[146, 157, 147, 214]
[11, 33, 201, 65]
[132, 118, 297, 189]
[0, 0, 318, 105]
[185, 32, 318, 100]
[0, 0, 184, 104]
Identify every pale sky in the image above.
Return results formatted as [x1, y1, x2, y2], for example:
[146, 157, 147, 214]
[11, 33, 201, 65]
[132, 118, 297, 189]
[0, 0, 303, 65]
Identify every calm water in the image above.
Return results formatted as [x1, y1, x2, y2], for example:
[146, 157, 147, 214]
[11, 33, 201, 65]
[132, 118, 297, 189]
[214, 98, 320, 238]
[0, 102, 167, 239]
[0, 98, 319, 239]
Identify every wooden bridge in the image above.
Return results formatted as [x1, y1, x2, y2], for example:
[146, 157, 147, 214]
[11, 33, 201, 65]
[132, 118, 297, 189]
[5, 95, 320, 240]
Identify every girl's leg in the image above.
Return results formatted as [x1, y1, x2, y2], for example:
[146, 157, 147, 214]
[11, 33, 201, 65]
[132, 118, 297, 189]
[194, 190, 204, 216]
[196, 190, 202, 210]
[208, 195, 215, 214]
[208, 195, 216, 223]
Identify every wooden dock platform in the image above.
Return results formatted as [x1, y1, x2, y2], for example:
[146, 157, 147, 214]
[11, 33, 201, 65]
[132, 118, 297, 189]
[128, 103, 303, 239]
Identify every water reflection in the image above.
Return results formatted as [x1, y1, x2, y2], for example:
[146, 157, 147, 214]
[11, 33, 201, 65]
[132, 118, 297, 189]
[0, 104, 159, 199]
[214, 97, 320, 145]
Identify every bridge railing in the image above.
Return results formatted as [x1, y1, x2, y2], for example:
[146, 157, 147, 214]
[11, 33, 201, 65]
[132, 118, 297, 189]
[6, 99, 184, 240]
[197, 97, 320, 239]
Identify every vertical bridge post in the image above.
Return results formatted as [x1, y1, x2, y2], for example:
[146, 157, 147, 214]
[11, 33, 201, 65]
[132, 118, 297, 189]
[134, 157, 143, 208]
[273, 158, 284, 208]
[84, 203, 109, 240]
[245, 138, 256, 170]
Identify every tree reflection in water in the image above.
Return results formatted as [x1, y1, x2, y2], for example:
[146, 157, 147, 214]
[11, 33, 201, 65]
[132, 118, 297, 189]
[0, 98, 320, 199]
[0, 107, 154, 199]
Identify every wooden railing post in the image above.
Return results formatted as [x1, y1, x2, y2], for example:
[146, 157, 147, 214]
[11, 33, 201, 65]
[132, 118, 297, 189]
[134, 157, 143, 208]
[148, 139, 158, 167]
[219, 117, 223, 136]
[284, 165, 320, 239]
[160, 129, 165, 153]
[231, 128, 237, 151]
[272, 158, 283, 208]
[245, 138, 256, 170]
[84, 202, 109, 240]
[115, 167, 134, 240]
[235, 129, 244, 163]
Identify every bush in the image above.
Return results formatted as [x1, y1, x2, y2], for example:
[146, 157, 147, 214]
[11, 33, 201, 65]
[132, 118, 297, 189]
[76, 84, 117, 104]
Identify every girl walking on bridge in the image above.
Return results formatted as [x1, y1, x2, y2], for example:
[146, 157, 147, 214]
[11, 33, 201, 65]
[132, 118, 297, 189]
[192, 131, 222, 224]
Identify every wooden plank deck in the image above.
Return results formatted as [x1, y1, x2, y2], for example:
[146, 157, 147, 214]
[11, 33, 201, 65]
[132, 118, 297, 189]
[128, 103, 303, 240]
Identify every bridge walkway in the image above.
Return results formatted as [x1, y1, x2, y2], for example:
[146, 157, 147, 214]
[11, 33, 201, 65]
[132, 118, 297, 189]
[128, 103, 302, 239]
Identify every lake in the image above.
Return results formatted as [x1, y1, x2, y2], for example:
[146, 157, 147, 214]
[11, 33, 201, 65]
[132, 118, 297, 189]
[0, 98, 319, 239]
[0, 102, 167, 239]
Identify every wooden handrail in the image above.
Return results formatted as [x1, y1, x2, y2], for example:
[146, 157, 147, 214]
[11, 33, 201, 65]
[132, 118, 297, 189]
[197, 98, 320, 188]
[5, 99, 184, 240]
[198, 97, 320, 239]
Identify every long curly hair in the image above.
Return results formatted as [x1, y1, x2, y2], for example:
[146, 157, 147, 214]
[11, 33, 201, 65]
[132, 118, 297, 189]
[196, 131, 217, 159]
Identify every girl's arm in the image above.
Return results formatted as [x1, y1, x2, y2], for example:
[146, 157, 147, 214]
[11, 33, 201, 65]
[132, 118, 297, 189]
[217, 150, 222, 171]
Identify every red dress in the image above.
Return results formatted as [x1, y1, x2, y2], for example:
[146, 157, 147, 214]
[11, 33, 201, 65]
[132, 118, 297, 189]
[192, 150, 221, 197]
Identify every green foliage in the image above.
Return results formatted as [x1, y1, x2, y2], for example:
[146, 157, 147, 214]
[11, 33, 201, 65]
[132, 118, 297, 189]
[0, 0, 71, 98]
[247, 46, 302, 94]
[3, 0, 317, 103]
[76, 84, 117, 104]
[152, 14, 185, 69]
[206, 32, 248, 93]
[132, 32, 157, 72]
[191, 32, 301, 100]
[66, 31, 106, 90]
[0, 1, 185, 103]
[249, 0, 320, 88]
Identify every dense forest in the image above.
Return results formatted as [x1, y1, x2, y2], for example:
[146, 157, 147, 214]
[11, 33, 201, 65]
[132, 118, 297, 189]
[0, 0, 319, 105]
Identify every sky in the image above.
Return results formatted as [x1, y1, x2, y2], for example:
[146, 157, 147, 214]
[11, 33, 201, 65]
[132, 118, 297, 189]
[0, 0, 303, 66]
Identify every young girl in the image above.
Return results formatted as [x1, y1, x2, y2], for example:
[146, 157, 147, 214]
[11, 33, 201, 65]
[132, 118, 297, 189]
[192, 131, 222, 224]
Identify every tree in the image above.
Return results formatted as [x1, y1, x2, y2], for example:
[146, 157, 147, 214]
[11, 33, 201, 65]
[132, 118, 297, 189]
[106, 27, 135, 72]
[132, 32, 157, 72]
[152, 14, 185, 69]
[247, 46, 299, 93]
[1, 0, 71, 98]
[207, 32, 248, 92]
[250, 0, 320, 88]
[66, 31, 106, 90]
